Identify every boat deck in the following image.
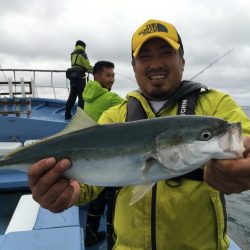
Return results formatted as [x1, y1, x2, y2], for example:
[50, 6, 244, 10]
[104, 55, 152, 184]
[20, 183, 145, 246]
[0, 194, 107, 250]
[0, 98, 75, 143]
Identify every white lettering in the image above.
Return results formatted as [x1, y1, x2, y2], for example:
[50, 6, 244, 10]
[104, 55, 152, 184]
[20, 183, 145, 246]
[180, 99, 187, 115]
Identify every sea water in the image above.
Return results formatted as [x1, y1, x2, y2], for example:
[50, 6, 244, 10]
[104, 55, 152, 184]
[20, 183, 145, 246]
[226, 106, 250, 249]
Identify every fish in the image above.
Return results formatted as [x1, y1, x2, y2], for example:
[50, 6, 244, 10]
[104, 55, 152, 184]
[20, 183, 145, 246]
[0, 108, 245, 204]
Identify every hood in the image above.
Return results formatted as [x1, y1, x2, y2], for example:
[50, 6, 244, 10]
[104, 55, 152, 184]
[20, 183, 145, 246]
[73, 45, 85, 53]
[83, 80, 108, 102]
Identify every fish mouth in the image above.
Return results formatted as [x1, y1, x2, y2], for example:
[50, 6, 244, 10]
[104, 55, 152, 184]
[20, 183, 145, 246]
[216, 122, 244, 159]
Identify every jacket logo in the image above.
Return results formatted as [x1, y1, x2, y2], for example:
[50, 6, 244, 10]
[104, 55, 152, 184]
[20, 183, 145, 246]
[180, 99, 187, 115]
[138, 23, 168, 36]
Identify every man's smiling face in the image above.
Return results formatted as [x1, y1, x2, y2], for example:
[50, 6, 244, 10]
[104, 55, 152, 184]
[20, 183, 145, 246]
[132, 38, 185, 100]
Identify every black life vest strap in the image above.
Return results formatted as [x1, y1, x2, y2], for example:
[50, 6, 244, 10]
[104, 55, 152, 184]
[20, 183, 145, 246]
[71, 53, 86, 71]
[177, 89, 200, 115]
[176, 87, 204, 181]
[126, 95, 147, 121]
[71, 52, 79, 67]
[161, 80, 207, 111]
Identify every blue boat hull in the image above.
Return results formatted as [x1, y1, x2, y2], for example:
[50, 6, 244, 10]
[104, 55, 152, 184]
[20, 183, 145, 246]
[0, 98, 76, 143]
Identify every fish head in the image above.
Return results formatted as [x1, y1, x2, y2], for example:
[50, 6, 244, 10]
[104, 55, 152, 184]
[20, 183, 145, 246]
[155, 116, 244, 175]
[213, 122, 244, 159]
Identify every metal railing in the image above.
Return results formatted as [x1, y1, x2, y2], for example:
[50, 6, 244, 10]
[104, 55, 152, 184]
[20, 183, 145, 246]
[0, 68, 70, 99]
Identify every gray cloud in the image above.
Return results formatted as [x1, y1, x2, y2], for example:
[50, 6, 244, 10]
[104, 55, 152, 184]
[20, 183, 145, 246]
[0, 0, 250, 105]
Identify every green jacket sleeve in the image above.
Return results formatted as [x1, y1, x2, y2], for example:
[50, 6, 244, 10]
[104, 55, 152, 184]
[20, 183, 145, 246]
[198, 90, 250, 136]
[75, 184, 104, 206]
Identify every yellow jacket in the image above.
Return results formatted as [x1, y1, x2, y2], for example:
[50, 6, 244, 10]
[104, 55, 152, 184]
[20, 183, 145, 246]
[78, 89, 250, 250]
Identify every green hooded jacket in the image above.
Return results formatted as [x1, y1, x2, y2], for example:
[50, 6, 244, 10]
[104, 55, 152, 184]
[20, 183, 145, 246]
[82, 80, 124, 121]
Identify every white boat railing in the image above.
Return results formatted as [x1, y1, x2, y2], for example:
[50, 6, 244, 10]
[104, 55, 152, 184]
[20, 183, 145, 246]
[0, 68, 71, 99]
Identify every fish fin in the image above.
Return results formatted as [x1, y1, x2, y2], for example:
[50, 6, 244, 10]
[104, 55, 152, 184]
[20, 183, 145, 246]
[141, 155, 157, 178]
[62, 107, 98, 133]
[142, 152, 157, 162]
[37, 107, 98, 143]
[129, 183, 155, 206]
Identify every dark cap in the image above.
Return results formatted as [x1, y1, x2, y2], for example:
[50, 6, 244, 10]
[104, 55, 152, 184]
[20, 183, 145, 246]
[75, 40, 86, 47]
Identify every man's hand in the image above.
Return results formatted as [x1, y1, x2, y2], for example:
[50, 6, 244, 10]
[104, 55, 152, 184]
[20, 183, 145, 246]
[28, 157, 80, 213]
[204, 136, 250, 194]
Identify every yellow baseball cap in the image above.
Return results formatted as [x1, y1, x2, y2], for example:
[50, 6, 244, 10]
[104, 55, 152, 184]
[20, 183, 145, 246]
[132, 19, 183, 57]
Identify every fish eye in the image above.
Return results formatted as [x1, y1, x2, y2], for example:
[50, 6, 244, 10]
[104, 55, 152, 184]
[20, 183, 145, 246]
[200, 130, 212, 141]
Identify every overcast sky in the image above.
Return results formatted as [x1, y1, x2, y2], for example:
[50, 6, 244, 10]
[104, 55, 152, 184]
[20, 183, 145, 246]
[1, 0, 250, 105]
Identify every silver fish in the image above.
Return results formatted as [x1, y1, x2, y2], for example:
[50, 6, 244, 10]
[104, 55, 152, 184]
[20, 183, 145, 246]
[0, 108, 244, 188]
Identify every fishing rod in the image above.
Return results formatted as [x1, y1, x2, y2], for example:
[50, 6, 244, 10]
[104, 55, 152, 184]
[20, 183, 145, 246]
[190, 48, 234, 81]
[116, 72, 136, 83]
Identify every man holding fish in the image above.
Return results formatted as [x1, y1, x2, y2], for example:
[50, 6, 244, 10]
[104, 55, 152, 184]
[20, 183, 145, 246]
[28, 20, 250, 249]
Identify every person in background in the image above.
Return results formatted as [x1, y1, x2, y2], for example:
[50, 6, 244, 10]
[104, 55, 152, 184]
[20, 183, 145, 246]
[65, 40, 93, 120]
[83, 61, 124, 121]
[82, 60, 124, 247]
[28, 19, 250, 249]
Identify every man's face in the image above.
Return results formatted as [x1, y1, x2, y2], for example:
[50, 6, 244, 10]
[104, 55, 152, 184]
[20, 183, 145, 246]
[95, 67, 115, 91]
[132, 38, 185, 100]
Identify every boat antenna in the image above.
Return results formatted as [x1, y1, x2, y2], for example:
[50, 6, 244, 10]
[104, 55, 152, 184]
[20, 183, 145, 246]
[190, 48, 234, 81]
[0, 64, 8, 82]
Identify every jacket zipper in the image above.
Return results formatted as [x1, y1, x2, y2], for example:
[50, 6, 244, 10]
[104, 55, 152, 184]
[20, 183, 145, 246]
[151, 184, 157, 250]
